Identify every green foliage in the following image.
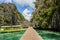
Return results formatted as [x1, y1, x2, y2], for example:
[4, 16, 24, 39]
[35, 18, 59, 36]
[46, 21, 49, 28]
[32, 0, 60, 29]
[0, 4, 25, 26]
[41, 21, 48, 27]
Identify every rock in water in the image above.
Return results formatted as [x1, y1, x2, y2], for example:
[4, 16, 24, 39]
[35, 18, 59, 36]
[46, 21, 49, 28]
[20, 27, 43, 40]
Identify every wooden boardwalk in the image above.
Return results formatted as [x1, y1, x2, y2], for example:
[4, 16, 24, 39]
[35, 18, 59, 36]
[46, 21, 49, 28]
[20, 27, 43, 40]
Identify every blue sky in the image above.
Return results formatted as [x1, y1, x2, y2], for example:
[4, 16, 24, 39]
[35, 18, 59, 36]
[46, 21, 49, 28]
[0, 0, 36, 21]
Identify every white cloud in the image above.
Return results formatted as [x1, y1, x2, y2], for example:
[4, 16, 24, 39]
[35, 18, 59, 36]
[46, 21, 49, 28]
[22, 9, 32, 21]
[0, 0, 36, 21]
[13, 0, 36, 9]
[4, 0, 12, 3]
[13, 0, 36, 21]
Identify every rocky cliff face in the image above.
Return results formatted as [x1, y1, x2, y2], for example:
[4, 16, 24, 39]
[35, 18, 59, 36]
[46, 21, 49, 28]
[0, 3, 25, 26]
[31, 0, 60, 30]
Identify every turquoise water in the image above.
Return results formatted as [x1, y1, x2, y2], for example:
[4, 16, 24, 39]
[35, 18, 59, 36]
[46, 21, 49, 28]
[0, 30, 60, 40]
[37, 30, 60, 40]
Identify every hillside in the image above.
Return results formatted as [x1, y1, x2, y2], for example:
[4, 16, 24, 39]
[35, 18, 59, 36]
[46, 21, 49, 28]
[0, 3, 25, 26]
[31, 0, 60, 30]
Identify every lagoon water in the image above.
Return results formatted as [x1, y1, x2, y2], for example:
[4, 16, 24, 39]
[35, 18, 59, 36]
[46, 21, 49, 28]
[0, 30, 60, 40]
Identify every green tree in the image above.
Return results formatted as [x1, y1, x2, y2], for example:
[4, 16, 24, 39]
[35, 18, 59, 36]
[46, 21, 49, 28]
[0, 3, 25, 26]
[31, 0, 60, 30]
